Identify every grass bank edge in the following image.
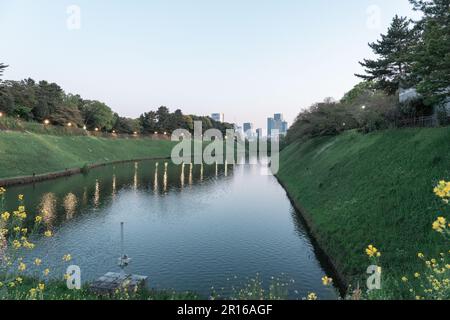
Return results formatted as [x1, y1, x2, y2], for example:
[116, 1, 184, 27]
[276, 127, 450, 298]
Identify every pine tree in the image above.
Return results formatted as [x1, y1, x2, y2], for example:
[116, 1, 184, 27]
[356, 15, 416, 95]
[409, 0, 450, 106]
[0, 63, 7, 77]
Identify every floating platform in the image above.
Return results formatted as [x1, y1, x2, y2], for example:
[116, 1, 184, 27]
[90, 272, 148, 295]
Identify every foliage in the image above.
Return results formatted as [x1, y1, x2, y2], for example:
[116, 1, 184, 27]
[0, 63, 7, 78]
[409, 0, 450, 106]
[285, 98, 357, 144]
[80, 100, 115, 131]
[356, 15, 416, 95]
[139, 107, 234, 136]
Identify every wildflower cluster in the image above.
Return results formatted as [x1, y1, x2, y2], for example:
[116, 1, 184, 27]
[401, 252, 450, 300]
[0, 188, 73, 300]
[434, 180, 450, 203]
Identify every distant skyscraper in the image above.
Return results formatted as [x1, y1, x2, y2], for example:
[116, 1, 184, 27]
[274, 113, 283, 121]
[211, 113, 224, 123]
[267, 118, 275, 137]
[243, 122, 253, 133]
[256, 128, 263, 138]
[267, 114, 288, 137]
[243, 122, 254, 138]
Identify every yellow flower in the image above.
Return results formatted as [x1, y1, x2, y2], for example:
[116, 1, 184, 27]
[12, 240, 22, 249]
[18, 194, 24, 201]
[21, 228, 28, 234]
[44, 230, 53, 237]
[321, 276, 333, 286]
[62, 254, 72, 262]
[1, 211, 10, 222]
[414, 273, 420, 278]
[63, 273, 70, 280]
[365, 245, 381, 258]
[38, 283, 45, 291]
[401, 276, 408, 282]
[418, 253, 425, 259]
[8, 282, 15, 288]
[432, 217, 446, 233]
[16, 277, 23, 284]
[43, 269, 50, 276]
[23, 240, 35, 249]
[18, 206, 25, 213]
[13, 226, 20, 233]
[35, 216, 42, 223]
[307, 292, 317, 300]
[29, 288, 37, 297]
[18, 262, 26, 272]
[0, 187, 6, 195]
[34, 258, 42, 266]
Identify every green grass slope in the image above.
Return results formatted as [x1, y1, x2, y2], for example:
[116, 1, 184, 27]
[0, 131, 176, 179]
[277, 127, 450, 298]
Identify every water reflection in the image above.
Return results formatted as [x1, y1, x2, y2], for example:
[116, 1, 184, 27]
[39, 193, 56, 226]
[163, 163, 168, 193]
[112, 174, 117, 199]
[133, 162, 138, 190]
[93, 180, 100, 208]
[63, 193, 78, 220]
[180, 163, 185, 188]
[154, 163, 159, 193]
[2, 160, 338, 299]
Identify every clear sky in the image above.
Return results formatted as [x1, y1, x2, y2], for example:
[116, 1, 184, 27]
[0, 0, 418, 132]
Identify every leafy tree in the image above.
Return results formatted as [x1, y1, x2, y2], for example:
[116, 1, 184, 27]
[114, 116, 141, 134]
[81, 100, 115, 130]
[33, 81, 64, 121]
[50, 95, 84, 126]
[356, 15, 416, 94]
[140, 111, 158, 133]
[286, 99, 357, 143]
[341, 81, 375, 105]
[409, 0, 450, 106]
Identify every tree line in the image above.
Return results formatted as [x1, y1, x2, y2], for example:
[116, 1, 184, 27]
[287, 0, 449, 143]
[0, 66, 233, 135]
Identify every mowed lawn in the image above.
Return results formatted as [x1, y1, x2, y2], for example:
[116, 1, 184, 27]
[0, 131, 176, 178]
[278, 127, 450, 298]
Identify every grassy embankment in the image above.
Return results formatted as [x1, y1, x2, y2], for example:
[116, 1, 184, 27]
[277, 127, 450, 298]
[0, 131, 176, 179]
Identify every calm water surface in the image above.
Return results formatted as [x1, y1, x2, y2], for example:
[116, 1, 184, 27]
[4, 160, 338, 299]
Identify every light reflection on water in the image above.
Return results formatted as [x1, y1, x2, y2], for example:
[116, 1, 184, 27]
[3, 160, 339, 299]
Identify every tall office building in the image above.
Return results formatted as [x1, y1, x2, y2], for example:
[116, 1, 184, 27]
[256, 128, 263, 138]
[211, 113, 224, 123]
[243, 122, 254, 138]
[267, 114, 288, 137]
[267, 118, 275, 137]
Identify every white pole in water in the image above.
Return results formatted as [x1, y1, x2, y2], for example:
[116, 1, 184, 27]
[120, 222, 124, 258]
[118, 222, 131, 275]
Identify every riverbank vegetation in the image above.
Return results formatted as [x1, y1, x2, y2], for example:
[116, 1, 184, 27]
[286, 0, 450, 144]
[0, 131, 176, 179]
[278, 127, 449, 298]
[0, 69, 233, 136]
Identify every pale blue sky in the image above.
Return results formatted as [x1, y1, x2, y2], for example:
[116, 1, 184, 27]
[0, 0, 418, 131]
